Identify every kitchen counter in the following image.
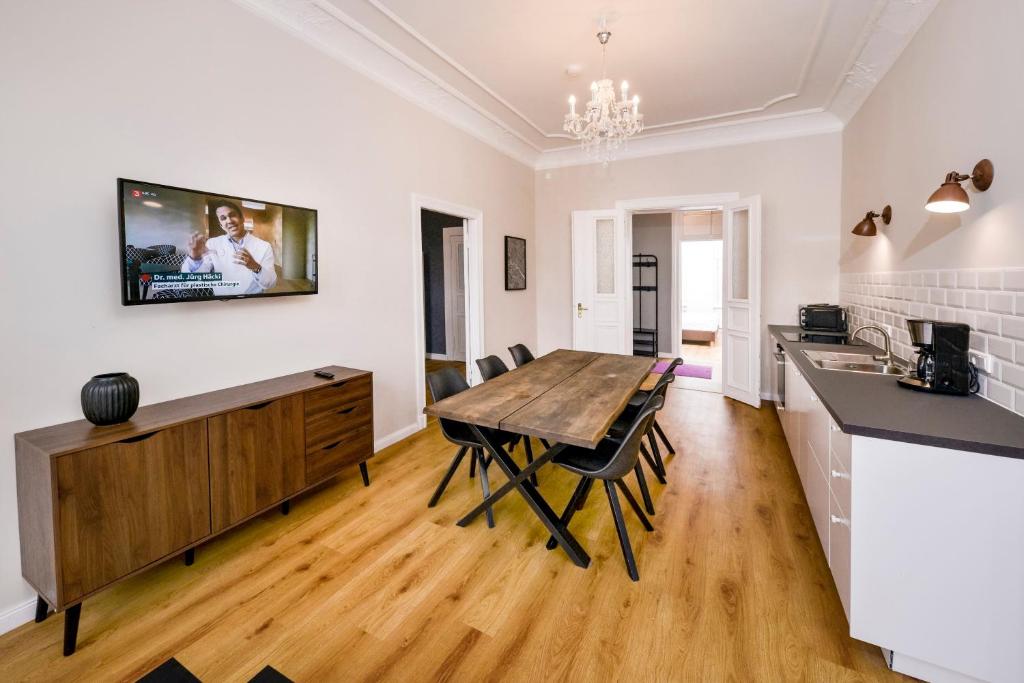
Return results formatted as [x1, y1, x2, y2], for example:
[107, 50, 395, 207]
[770, 324, 1024, 459]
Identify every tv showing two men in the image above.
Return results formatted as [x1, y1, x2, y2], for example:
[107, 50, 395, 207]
[119, 179, 318, 305]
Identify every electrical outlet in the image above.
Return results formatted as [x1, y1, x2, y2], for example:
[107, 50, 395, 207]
[969, 351, 995, 374]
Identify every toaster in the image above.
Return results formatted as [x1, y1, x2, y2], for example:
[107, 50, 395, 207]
[799, 304, 848, 332]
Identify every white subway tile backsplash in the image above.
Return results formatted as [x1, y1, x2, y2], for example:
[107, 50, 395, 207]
[988, 293, 1015, 314]
[978, 270, 1002, 290]
[841, 265, 1024, 413]
[1004, 270, 1024, 291]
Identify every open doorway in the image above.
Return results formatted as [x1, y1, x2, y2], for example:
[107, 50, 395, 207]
[676, 211, 724, 393]
[421, 209, 466, 410]
[412, 195, 485, 431]
[629, 210, 723, 393]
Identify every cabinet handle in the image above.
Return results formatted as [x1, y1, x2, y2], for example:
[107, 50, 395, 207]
[245, 400, 273, 411]
[831, 514, 850, 527]
[119, 432, 158, 444]
[810, 395, 817, 402]
[831, 469, 850, 480]
[322, 440, 342, 451]
[336, 406, 356, 415]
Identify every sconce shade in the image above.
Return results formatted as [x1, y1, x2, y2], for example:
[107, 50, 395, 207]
[850, 205, 891, 237]
[925, 180, 970, 213]
[925, 159, 993, 214]
[851, 213, 877, 236]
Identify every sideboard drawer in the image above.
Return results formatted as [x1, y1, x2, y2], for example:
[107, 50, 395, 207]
[306, 424, 373, 484]
[56, 422, 211, 603]
[305, 396, 372, 452]
[304, 376, 372, 418]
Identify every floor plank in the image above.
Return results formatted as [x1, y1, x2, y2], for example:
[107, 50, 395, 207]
[0, 390, 910, 682]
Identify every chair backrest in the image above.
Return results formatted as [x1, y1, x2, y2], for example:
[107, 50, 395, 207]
[651, 357, 684, 394]
[476, 355, 510, 381]
[508, 344, 535, 368]
[591, 395, 664, 480]
[426, 367, 471, 443]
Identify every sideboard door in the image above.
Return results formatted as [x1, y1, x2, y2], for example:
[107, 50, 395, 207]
[56, 421, 211, 603]
[208, 395, 305, 532]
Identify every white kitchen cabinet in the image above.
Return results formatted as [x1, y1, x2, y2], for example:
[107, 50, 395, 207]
[775, 354, 1024, 682]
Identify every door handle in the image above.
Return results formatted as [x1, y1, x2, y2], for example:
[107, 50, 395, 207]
[577, 303, 588, 318]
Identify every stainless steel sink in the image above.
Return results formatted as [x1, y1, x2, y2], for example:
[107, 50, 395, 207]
[801, 350, 907, 376]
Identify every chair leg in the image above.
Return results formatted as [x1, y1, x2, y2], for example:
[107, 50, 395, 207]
[428, 446, 468, 507]
[634, 463, 655, 516]
[615, 479, 654, 531]
[545, 476, 592, 550]
[540, 438, 551, 449]
[522, 438, 539, 486]
[653, 418, 676, 455]
[640, 442, 667, 485]
[469, 448, 477, 479]
[476, 449, 496, 529]
[604, 481, 640, 581]
[648, 430, 667, 479]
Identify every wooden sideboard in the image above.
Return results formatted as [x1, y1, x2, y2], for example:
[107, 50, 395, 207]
[14, 366, 373, 656]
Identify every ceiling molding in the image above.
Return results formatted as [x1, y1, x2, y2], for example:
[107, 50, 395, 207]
[827, 0, 939, 122]
[361, 0, 835, 140]
[232, 0, 937, 170]
[535, 110, 844, 171]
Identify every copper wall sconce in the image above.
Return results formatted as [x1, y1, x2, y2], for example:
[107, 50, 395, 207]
[851, 205, 892, 237]
[925, 159, 994, 213]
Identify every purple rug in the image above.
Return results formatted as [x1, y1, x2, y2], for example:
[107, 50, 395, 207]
[652, 360, 713, 380]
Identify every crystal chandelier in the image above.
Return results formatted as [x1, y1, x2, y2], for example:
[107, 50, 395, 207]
[564, 27, 643, 160]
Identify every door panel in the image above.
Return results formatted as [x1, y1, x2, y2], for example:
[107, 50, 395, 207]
[208, 395, 305, 531]
[56, 422, 210, 602]
[443, 226, 467, 362]
[722, 196, 762, 407]
[572, 210, 626, 353]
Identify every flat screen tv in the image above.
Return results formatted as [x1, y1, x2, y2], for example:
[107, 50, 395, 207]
[118, 179, 317, 305]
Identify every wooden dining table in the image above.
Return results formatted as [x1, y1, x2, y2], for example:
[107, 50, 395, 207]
[424, 349, 655, 568]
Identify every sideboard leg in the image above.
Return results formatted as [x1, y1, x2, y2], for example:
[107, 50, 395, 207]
[63, 603, 81, 656]
[34, 596, 49, 623]
[281, 499, 291, 515]
[359, 462, 371, 487]
[184, 548, 195, 566]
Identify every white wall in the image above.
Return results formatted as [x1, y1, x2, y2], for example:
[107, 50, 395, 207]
[0, 0, 534, 624]
[535, 133, 843, 392]
[840, 0, 1024, 413]
[840, 0, 1024, 275]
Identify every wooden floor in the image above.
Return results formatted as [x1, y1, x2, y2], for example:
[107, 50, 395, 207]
[0, 391, 908, 682]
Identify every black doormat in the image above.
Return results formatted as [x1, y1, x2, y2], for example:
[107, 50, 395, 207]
[138, 658, 293, 683]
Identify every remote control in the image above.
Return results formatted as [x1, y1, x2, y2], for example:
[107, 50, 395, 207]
[314, 370, 335, 379]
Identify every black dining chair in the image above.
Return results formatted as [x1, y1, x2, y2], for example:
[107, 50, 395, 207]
[426, 367, 517, 528]
[474, 354, 542, 484]
[507, 344, 536, 368]
[627, 358, 682, 458]
[544, 395, 664, 581]
[606, 375, 675, 515]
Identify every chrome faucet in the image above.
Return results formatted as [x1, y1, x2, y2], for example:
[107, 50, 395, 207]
[851, 325, 894, 366]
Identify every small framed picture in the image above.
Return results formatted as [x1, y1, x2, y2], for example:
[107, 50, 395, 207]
[504, 236, 526, 291]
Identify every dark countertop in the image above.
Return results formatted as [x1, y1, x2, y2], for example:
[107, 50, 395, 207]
[769, 324, 1024, 460]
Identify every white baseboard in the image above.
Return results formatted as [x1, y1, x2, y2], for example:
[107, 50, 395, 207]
[374, 422, 422, 452]
[0, 597, 39, 636]
[425, 352, 449, 361]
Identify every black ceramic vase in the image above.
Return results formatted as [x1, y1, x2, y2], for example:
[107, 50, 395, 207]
[81, 372, 140, 426]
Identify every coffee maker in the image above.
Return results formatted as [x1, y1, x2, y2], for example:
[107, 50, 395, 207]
[897, 320, 973, 395]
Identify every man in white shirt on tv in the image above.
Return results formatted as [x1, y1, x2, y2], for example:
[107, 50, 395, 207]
[181, 199, 277, 296]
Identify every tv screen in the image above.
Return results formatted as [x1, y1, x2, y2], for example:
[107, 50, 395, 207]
[118, 179, 317, 305]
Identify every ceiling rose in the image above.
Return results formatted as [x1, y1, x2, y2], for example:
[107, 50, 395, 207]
[563, 24, 644, 162]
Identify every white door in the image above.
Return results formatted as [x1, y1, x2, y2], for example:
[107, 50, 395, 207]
[721, 196, 762, 408]
[572, 210, 627, 353]
[443, 225, 466, 362]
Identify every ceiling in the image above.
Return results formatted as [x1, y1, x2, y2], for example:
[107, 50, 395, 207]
[236, 0, 939, 167]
